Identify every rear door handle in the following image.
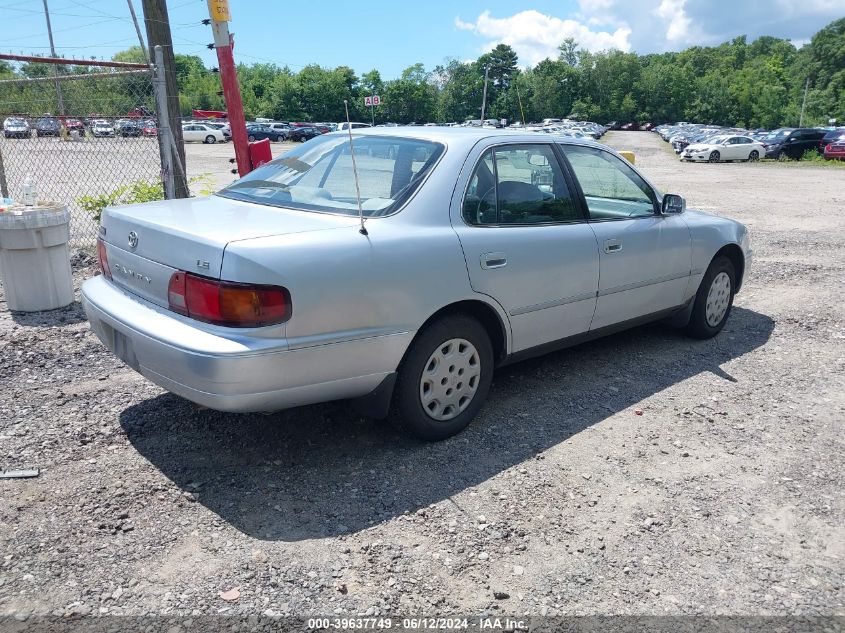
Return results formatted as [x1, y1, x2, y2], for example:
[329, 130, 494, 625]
[480, 252, 507, 269]
[603, 239, 622, 254]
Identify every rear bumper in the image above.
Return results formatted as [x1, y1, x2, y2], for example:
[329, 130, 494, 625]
[82, 275, 412, 412]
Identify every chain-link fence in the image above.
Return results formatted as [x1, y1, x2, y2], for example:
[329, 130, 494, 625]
[0, 60, 162, 247]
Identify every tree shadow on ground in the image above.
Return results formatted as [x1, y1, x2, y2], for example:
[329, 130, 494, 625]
[120, 306, 774, 541]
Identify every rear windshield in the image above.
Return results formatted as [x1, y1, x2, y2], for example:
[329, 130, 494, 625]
[218, 134, 444, 217]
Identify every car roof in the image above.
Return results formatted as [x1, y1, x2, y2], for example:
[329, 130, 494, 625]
[323, 126, 605, 152]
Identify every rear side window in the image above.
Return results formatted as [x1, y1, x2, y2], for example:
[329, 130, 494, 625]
[462, 144, 580, 225]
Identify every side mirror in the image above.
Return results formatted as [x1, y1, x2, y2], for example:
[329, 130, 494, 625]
[661, 193, 685, 215]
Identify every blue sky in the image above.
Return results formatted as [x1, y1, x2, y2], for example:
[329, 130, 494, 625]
[4, 0, 844, 77]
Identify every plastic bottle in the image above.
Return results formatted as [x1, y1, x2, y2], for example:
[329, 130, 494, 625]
[22, 174, 37, 206]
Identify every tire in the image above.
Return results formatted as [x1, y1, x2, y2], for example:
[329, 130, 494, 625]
[778, 150, 787, 160]
[300, 136, 307, 142]
[205, 135, 216, 144]
[708, 150, 720, 163]
[686, 255, 736, 339]
[748, 150, 759, 161]
[248, 135, 256, 142]
[392, 314, 494, 441]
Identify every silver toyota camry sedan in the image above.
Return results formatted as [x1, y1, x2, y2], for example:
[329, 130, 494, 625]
[83, 128, 752, 440]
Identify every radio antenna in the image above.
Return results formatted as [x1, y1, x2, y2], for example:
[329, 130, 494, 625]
[344, 99, 368, 236]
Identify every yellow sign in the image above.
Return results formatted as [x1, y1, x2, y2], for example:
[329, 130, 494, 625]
[207, 0, 230, 22]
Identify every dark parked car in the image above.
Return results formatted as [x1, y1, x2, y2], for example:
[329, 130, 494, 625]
[764, 128, 826, 159]
[288, 126, 322, 142]
[245, 124, 286, 142]
[620, 122, 640, 131]
[35, 116, 61, 137]
[819, 128, 845, 153]
[117, 119, 143, 137]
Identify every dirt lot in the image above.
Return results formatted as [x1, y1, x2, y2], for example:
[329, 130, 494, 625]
[0, 131, 843, 622]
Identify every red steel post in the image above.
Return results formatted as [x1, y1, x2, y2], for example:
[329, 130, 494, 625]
[215, 35, 250, 176]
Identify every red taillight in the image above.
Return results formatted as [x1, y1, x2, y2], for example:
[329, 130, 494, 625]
[97, 237, 112, 279]
[167, 271, 290, 327]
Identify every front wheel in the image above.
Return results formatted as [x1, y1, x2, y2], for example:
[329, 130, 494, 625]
[393, 315, 493, 441]
[248, 135, 256, 142]
[748, 150, 759, 161]
[205, 135, 216, 144]
[686, 255, 736, 339]
[708, 150, 720, 163]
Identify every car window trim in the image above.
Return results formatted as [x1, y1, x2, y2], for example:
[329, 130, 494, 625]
[459, 140, 588, 228]
[557, 144, 659, 221]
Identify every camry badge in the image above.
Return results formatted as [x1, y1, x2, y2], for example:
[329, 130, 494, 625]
[128, 231, 139, 249]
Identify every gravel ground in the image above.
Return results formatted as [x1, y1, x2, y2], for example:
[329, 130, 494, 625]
[0, 131, 843, 621]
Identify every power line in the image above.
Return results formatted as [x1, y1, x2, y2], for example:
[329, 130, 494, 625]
[3, 16, 123, 44]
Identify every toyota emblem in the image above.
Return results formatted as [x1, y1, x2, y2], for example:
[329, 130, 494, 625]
[127, 231, 139, 249]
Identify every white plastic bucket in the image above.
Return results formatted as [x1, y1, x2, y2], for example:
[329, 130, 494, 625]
[0, 205, 74, 312]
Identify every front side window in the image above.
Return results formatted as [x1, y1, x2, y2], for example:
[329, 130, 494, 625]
[561, 145, 656, 220]
[462, 144, 579, 225]
[218, 135, 443, 217]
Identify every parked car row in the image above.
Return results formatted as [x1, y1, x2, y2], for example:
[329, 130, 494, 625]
[653, 122, 845, 162]
[2, 115, 158, 139]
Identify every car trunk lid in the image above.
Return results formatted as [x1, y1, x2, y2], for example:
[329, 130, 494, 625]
[100, 194, 359, 306]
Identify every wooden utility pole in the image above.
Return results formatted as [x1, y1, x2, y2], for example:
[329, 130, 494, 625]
[480, 66, 489, 124]
[799, 76, 810, 128]
[141, 0, 189, 198]
[41, 0, 65, 116]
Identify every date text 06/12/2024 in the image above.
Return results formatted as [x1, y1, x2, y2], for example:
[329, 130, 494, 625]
[306, 617, 527, 630]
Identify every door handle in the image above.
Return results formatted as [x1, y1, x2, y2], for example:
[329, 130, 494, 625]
[603, 239, 622, 254]
[480, 252, 507, 269]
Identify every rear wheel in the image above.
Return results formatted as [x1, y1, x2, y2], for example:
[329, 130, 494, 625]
[248, 134, 256, 142]
[748, 150, 759, 161]
[393, 315, 493, 441]
[708, 150, 720, 163]
[686, 255, 736, 339]
[205, 135, 216, 144]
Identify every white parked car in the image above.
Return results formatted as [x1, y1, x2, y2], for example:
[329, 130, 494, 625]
[91, 120, 115, 138]
[3, 117, 31, 138]
[681, 135, 765, 163]
[83, 128, 751, 440]
[182, 123, 225, 144]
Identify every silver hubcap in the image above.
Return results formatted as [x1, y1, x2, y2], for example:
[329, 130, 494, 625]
[705, 272, 731, 327]
[419, 338, 481, 421]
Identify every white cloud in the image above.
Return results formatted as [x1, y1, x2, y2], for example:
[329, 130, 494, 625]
[455, 10, 631, 66]
[576, 0, 619, 25]
[654, 0, 693, 43]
